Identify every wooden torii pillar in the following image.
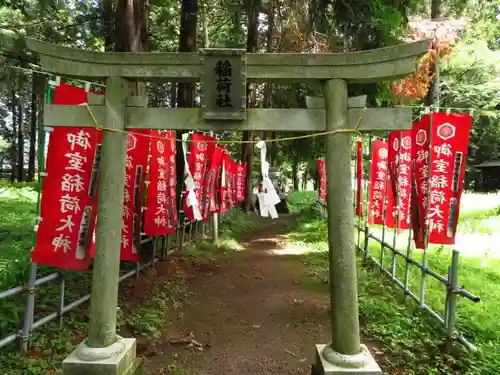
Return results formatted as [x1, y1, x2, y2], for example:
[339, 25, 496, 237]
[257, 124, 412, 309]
[27, 39, 428, 375]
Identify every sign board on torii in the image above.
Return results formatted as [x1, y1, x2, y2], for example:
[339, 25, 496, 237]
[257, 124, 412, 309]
[26, 38, 428, 375]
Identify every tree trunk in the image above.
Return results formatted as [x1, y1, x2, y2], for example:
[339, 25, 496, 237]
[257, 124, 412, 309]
[37, 74, 46, 177]
[242, 0, 260, 212]
[425, 0, 442, 106]
[114, 0, 150, 94]
[27, 75, 38, 181]
[176, 0, 198, 206]
[10, 89, 17, 183]
[103, 0, 114, 51]
[177, 0, 197, 109]
[292, 158, 299, 191]
[170, 82, 177, 108]
[17, 97, 25, 181]
[431, 0, 442, 20]
[262, 7, 274, 146]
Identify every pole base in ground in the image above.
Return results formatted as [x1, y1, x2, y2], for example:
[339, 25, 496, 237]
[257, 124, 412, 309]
[62, 337, 142, 375]
[313, 344, 382, 375]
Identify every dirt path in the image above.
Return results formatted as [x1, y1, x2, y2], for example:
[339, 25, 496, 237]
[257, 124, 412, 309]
[144, 214, 332, 375]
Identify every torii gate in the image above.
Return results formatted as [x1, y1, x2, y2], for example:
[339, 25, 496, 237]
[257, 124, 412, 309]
[27, 39, 428, 375]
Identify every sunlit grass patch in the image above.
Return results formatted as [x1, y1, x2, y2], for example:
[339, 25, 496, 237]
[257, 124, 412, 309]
[0, 194, 37, 290]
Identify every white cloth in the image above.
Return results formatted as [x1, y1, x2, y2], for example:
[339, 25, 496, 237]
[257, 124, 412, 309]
[182, 133, 202, 221]
[255, 141, 280, 219]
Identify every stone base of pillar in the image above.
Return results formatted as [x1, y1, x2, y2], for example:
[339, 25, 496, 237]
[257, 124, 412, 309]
[312, 344, 382, 375]
[62, 337, 142, 375]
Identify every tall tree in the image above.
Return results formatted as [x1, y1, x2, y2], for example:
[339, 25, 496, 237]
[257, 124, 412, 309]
[9, 87, 17, 183]
[114, 0, 150, 94]
[242, 0, 259, 212]
[425, 0, 442, 106]
[17, 92, 24, 181]
[177, 0, 197, 108]
[263, 5, 275, 163]
[102, 0, 115, 51]
[27, 75, 38, 181]
[175, 0, 198, 205]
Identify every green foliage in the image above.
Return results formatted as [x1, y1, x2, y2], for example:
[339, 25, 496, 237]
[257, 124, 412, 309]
[438, 16, 500, 166]
[286, 190, 318, 213]
[0, 188, 38, 290]
[462, 0, 500, 50]
[219, 208, 256, 238]
[285, 190, 500, 374]
[118, 280, 187, 344]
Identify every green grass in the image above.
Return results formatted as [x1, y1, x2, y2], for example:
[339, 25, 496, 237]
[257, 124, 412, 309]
[286, 190, 318, 213]
[285, 190, 500, 375]
[0, 186, 38, 289]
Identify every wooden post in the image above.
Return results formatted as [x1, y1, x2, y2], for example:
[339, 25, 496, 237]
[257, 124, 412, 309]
[87, 77, 130, 348]
[212, 213, 219, 243]
[207, 130, 219, 244]
[323, 79, 361, 356]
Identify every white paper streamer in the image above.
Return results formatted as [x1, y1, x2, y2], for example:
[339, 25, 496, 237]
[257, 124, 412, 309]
[255, 141, 280, 219]
[182, 133, 202, 221]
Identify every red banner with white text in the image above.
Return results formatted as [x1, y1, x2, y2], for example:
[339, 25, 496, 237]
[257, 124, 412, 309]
[317, 159, 326, 201]
[219, 150, 231, 213]
[119, 131, 150, 261]
[227, 157, 236, 209]
[386, 130, 412, 230]
[203, 145, 223, 221]
[411, 113, 472, 248]
[167, 131, 178, 229]
[355, 141, 364, 218]
[144, 130, 177, 236]
[368, 140, 395, 226]
[236, 162, 246, 202]
[213, 146, 224, 213]
[183, 133, 214, 221]
[32, 83, 102, 270]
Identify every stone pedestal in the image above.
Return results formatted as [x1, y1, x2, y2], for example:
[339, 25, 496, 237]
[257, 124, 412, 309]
[313, 344, 382, 375]
[62, 337, 142, 375]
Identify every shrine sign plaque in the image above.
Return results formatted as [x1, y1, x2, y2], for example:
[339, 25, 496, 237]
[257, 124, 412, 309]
[200, 48, 247, 121]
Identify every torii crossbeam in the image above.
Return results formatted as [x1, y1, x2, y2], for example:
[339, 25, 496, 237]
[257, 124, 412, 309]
[27, 38, 428, 375]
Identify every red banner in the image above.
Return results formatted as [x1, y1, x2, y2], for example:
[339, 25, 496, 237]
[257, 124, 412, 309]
[183, 133, 214, 221]
[236, 162, 246, 202]
[167, 131, 178, 229]
[119, 131, 150, 261]
[317, 159, 326, 200]
[368, 140, 395, 226]
[203, 145, 223, 221]
[226, 157, 236, 209]
[386, 131, 412, 230]
[412, 112, 472, 248]
[219, 150, 231, 213]
[32, 83, 102, 270]
[144, 130, 177, 236]
[355, 141, 364, 218]
[213, 146, 224, 213]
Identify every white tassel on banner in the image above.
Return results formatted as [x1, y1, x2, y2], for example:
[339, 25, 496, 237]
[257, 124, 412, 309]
[182, 133, 202, 221]
[256, 141, 280, 219]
